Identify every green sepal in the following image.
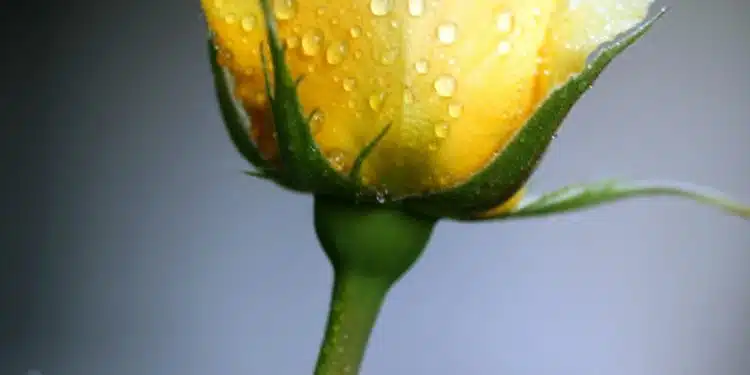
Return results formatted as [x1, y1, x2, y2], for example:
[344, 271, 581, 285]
[457, 179, 750, 222]
[243, 170, 276, 180]
[256, 0, 367, 197]
[405, 10, 666, 219]
[350, 123, 392, 182]
[207, 40, 277, 179]
[312, 195, 438, 375]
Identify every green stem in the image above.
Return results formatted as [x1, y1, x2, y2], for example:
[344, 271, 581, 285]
[312, 195, 437, 375]
[313, 272, 389, 375]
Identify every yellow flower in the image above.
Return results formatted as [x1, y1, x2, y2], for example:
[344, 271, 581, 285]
[203, 0, 653, 208]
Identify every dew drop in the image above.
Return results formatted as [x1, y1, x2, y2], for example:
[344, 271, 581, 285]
[350, 26, 363, 38]
[414, 59, 430, 74]
[224, 12, 238, 24]
[301, 29, 324, 56]
[496, 41, 512, 55]
[342, 77, 357, 91]
[368, 92, 386, 111]
[438, 174, 451, 186]
[326, 149, 349, 171]
[241, 16, 256, 31]
[408, 0, 425, 16]
[274, 0, 297, 20]
[369, 0, 393, 16]
[316, 6, 326, 16]
[434, 122, 450, 138]
[326, 41, 349, 65]
[375, 191, 387, 203]
[495, 11, 514, 34]
[309, 111, 326, 135]
[379, 49, 399, 65]
[433, 75, 457, 97]
[436, 23, 458, 45]
[253, 92, 267, 105]
[285, 35, 300, 49]
[448, 102, 463, 118]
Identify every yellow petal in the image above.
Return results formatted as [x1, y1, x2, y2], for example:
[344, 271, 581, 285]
[474, 187, 526, 218]
[202, 0, 557, 196]
[537, 0, 654, 96]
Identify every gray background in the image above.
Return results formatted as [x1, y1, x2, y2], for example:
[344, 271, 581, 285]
[2, 0, 749, 374]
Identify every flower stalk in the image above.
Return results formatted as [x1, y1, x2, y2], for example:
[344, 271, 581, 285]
[313, 272, 389, 375]
[313, 196, 437, 374]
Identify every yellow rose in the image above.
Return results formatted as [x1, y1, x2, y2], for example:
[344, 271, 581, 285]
[199, 5, 750, 375]
[203, 0, 657, 217]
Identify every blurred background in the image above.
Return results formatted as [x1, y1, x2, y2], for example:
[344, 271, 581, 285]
[1, 0, 749, 374]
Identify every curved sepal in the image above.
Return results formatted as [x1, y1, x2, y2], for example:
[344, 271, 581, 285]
[257, 0, 365, 196]
[456, 179, 750, 222]
[207, 41, 276, 178]
[405, 10, 666, 219]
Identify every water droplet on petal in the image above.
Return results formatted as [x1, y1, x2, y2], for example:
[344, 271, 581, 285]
[496, 41, 512, 55]
[414, 59, 429, 74]
[375, 191, 387, 203]
[495, 11, 514, 33]
[448, 102, 463, 118]
[368, 92, 387, 111]
[274, 0, 297, 20]
[253, 92, 266, 105]
[342, 77, 357, 91]
[326, 149, 349, 171]
[350, 26, 363, 38]
[309, 111, 326, 135]
[326, 41, 349, 65]
[434, 122, 450, 138]
[301, 29, 324, 56]
[408, 0, 425, 16]
[225, 12, 238, 24]
[434, 75, 457, 97]
[285, 35, 300, 49]
[436, 23, 458, 45]
[241, 16, 256, 31]
[369, 0, 393, 16]
[379, 49, 399, 65]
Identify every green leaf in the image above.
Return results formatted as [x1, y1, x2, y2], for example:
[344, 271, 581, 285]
[405, 10, 666, 219]
[207, 40, 275, 178]
[457, 179, 750, 221]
